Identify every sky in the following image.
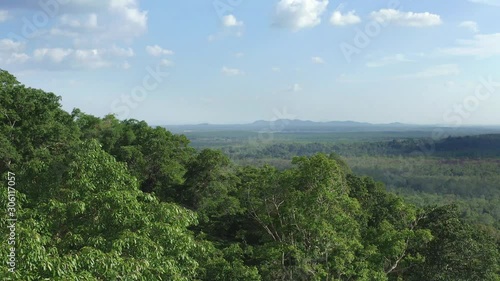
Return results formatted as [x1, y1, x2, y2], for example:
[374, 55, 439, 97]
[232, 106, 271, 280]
[0, 0, 500, 125]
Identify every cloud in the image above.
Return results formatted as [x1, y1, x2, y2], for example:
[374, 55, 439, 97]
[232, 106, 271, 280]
[160, 59, 174, 67]
[121, 61, 131, 70]
[438, 33, 500, 58]
[109, 45, 134, 57]
[0, 10, 9, 22]
[399, 64, 460, 79]
[0, 1, 147, 71]
[366, 54, 412, 67]
[234, 52, 244, 58]
[311, 56, 325, 64]
[468, 0, 500, 6]
[16, 45, 133, 70]
[59, 13, 98, 29]
[34, 48, 74, 63]
[109, 0, 148, 36]
[415, 64, 460, 77]
[5, 0, 148, 43]
[146, 45, 174, 56]
[458, 21, 479, 33]
[0, 39, 25, 53]
[33, 48, 112, 69]
[0, 1, 106, 13]
[222, 14, 243, 27]
[0, 52, 30, 66]
[208, 15, 245, 41]
[330, 10, 361, 26]
[0, 39, 28, 66]
[6, 53, 30, 64]
[272, 67, 281, 72]
[274, 0, 329, 31]
[289, 83, 302, 92]
[222, 66, 244, 76]
[18, 46, 135, 70]
[370, 9, 442, 27]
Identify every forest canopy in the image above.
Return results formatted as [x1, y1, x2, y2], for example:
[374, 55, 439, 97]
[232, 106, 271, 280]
[1, 69, 499, 280]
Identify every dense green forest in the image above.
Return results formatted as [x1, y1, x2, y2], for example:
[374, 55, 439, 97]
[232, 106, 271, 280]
[188, 136, 500, 230]
[1, 69, 500, 280]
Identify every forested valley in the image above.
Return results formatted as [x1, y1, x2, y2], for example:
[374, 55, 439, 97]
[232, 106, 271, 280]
[2, 69, 500, 280]
[206, 136, 500, 229]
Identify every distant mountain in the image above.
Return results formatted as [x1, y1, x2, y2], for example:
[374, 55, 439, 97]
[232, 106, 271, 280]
[164, 119, 425, 133]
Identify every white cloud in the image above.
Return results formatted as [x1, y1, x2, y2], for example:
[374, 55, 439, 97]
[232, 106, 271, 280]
[87, 13, 98, 28]
[0, 39, 25, 53]
[438, 33, 500, 58]
[73, 49, 111, 68]
[289, 83, 302, 92]
[468, 0, 500, 6]
[311, 56, 325, 64]
[3, 0, 148, 45]
[121, 61, 131, 70]
[28, 46, 136, 70]
[0, 51, 30, 66]
[7, 53, 30, 64]
[32, 46, 133, 64]
[0, 1, 106, 13]
[109, 45, 134, 57]
[274, 0, 329, 31]
[400, 64, 460, 79]
[0, 10, 9, 22]
[234, 52, 244, 58]
[146, 45, 174, 56]
[0, 1, 147, 72]
[366, 54, 412, 67]
[34, 48, 74, 63]
[458, 21, 479, 33]
[160, 59, 174, 67]
[222, 14, 243, 27]
[208, 29, 243, 41]
[272, 67, 281, 72]
[50, 28, 80, 38]
[109, 0, 148, 34]
[330, 10, 361, 26]
[210, 15, 245, 40]
[59, 13, 98, 29]
[370, 9, 442, 27]
[222, 66, 244, 76]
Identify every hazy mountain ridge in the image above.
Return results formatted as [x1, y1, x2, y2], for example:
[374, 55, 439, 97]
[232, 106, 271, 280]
[165, 119, 424, 133]
[164, 119, 500, 134]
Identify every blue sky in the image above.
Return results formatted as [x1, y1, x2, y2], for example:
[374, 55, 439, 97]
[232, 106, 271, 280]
[1, 0, 499, 125]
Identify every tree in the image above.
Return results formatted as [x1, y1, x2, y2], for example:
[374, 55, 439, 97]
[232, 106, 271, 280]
[346, 175, 433, 278]
[398, 205, 500, 281]
[0, 69, 20, 86]
[242, 154, 373, 280]
[1, 140, 203, 280]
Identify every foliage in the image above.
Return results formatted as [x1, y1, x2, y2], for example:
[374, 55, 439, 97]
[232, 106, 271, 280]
[1, 70, 499, 280]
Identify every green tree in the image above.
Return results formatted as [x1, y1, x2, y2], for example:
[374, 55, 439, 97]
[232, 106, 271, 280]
[242, 154, 371, 280]
[399, 205, 500, 281]
[0, 69, 20, 86]
[1, 140, 202, 280]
